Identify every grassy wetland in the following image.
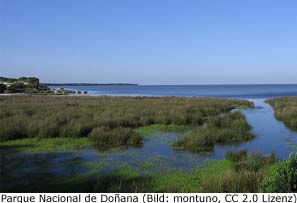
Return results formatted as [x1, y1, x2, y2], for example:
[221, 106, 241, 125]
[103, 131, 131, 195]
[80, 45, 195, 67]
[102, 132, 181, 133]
[0, 96, 254, 148]
[1, 95, 297, 192]
[266, 97, 297, 131]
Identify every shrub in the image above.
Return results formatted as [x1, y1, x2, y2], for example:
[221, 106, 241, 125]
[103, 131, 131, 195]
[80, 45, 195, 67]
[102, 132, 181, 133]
[0, 84, 6, 93]
[7, 82, 26, 93]
[261, 153, 297, 192]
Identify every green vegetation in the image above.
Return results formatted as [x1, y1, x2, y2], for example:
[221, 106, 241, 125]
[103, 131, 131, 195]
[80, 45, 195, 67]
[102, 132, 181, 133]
[134, 124, 189, 135]
[0, 76, 76, 95]
[0, 83, 6, 93]
[0, 96, 254, 150]
[0, 96, 263, 192]
[0, 76, 40, 86]
[0, 76, 49, 94]
[89, 127, 143, 148]
[266, 97, 297, 131]
[261, 153, 297, 192]
[197, 150, 278, 192]
[1, 146, 292, 192]
[173, 111, 255, 152]
[0, 137, 92, 152]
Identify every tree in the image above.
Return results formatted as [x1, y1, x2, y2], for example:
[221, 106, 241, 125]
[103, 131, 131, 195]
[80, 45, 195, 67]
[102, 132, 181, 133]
[7, 82, 25, 93]
[0, 84, 6, 93]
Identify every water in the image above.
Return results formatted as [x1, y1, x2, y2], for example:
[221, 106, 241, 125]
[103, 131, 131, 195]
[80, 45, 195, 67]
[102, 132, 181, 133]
[50, 84, 297, 98]
[67, 99, 296, 172]
[4, 100, 284, 179]
[48, 85, 297, 166]
[214, 99, 297, 159]
[33, 85, 297, 171]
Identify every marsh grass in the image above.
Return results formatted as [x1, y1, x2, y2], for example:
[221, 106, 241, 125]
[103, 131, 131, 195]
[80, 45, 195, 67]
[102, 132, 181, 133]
[266, 97, 297, 131]
[197, 151, 279, 192]
[134, 124, 189, 135]
[173, 111, 255, 152]
[0, 137, 92, 152]
[89, 127, 143, 148]
[0, 147, 284, 192]
[0, 146, 290, 193]
[0, 96, 253, 149]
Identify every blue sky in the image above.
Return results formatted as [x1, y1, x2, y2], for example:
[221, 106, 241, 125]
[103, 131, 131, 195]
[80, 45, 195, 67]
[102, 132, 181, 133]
[1, 0, 297, 84]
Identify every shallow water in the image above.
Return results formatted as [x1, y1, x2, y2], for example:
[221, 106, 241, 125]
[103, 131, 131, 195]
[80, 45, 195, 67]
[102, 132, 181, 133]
[47, 84, 297, 164]
[6, 98, 282, 177]
[50, 84, 297, 98]
[214, 99, 297, 159]
[69, 99, 297, 172]
[7, 98, 296, 175]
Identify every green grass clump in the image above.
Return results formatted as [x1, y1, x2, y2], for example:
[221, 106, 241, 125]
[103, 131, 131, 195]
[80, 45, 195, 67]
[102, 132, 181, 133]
[266, 97, 297, 131]
[88, 127, 143, 148]
[0, 137, 92, 152]
[173, 112, 255, 152]
[225, 149, 248, 162]
[199, 170, 261, 193]
[196, 151, 279, 192]
[0, 96, 253, 148]
[149, 169, 199, 192]
[134, 124, 189, 135]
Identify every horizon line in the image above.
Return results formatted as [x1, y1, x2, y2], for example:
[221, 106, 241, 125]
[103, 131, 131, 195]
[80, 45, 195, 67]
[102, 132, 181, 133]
[45, 82, 297, 86]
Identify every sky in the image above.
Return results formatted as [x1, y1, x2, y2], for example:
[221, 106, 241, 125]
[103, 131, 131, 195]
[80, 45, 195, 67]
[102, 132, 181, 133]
[1, 0, 297, 85]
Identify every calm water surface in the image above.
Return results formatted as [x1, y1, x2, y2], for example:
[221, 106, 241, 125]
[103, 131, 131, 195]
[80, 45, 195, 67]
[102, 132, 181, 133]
[50, 84, 297, 98]
[46, 85, 297, 170]
[72, 99, 297, 172]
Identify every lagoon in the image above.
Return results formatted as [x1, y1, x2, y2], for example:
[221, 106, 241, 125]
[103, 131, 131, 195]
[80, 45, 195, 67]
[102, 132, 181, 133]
[43, 98, 297, 173]
[2, 85, 297, 192]
[49, 84, 297, 98]
[48, 84, 297, 159]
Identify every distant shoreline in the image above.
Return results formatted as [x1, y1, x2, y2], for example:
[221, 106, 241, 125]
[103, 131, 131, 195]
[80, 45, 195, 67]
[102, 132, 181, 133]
[44, 83, 139, 86]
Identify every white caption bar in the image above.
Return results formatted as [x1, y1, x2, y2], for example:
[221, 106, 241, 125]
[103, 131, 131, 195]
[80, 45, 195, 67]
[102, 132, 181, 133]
[1, 193, 297, 203]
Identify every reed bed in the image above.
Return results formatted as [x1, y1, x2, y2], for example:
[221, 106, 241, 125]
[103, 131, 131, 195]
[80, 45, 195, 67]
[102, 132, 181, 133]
[0, 96, 253, 149]
[266, 97, 297, 131]
[173, 111, 254, 152]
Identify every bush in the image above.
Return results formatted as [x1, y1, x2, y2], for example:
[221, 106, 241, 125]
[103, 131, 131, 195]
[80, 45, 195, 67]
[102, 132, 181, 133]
[7, 82, 26, 93]
[261, 153, 297, 192]
[0, 84, 6, 93]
